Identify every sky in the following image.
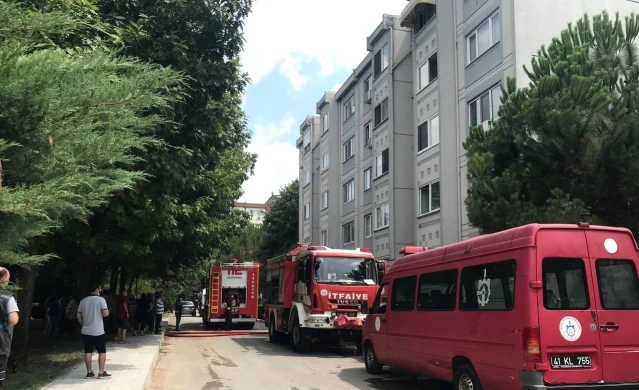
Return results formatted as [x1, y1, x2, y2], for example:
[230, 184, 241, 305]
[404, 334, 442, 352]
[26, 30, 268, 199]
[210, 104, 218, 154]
[237, 0, 408, 203]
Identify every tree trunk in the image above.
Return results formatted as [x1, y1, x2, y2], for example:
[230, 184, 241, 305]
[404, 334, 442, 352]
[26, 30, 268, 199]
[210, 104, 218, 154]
[13, 266, 38, 367]
[127, 275, 135, 294]
[109, 262, 119, 294]
[76, 260, 92, 298]
[119, 266, 127, 294]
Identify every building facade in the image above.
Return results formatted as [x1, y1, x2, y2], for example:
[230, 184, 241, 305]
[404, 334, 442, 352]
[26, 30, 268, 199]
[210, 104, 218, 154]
[235, 201, 269, 225]
[298, 0, 638, 261]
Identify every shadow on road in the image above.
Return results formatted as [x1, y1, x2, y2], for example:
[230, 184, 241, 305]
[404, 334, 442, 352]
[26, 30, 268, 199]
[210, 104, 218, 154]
[338, 367, 453, 390]
[230, 334, 362, 358]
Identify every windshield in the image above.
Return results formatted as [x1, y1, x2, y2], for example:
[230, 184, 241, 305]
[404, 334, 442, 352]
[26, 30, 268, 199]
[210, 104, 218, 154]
[313, 257, 377, 285]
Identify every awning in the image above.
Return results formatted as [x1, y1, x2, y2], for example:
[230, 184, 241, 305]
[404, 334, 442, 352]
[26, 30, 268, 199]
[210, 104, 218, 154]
[400, 0, 436, 28]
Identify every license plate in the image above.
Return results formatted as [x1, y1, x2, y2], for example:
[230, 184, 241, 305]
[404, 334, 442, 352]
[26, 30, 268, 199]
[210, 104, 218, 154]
[550, 355, 591, 369]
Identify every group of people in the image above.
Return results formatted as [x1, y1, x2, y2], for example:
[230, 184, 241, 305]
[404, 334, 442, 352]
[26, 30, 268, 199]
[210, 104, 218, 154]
[131, 292, 165, 336]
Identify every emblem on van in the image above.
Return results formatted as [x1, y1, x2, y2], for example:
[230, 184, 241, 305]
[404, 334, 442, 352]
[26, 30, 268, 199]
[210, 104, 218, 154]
[375, 316, 381, 332]
[559, 316, 582, 342]
[477, 268, 491, 307]
[604, 238, 618, 254]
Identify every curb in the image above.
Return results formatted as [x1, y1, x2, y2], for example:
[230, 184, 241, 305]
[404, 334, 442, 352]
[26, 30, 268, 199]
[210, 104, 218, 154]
[143, 320, 167, 390]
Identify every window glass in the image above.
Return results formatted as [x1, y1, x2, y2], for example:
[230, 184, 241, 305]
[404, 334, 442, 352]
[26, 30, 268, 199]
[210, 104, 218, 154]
[460, 260, 516, 310]
[477, 21, 490, 54]
[417, 269, 457, 310]
[542, 258, 589, 310]
[491, 86, 502, 120]
[431, 182, 440, 210]
[596, 259, 639, 310]
[469, 34, 477, 62]
[431, 116, 440, 146]
[391, 275, 417, 311]
[491, 13, 501, 45]
[469, 100, 478, 127]
[480, 92, 490, 123]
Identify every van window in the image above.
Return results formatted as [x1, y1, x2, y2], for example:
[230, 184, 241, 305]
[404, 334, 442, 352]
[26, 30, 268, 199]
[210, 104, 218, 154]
[372, 284, 389, 314]
[542, 258, 589, 310]
[391, 275, 417, 311]
[460, 260, 515, 311]
[596, 259, 639, 310]
[417, 269, 457, 311]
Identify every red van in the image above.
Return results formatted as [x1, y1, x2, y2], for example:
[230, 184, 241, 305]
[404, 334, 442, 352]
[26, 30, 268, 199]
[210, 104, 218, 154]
[362, 223, 639, 389]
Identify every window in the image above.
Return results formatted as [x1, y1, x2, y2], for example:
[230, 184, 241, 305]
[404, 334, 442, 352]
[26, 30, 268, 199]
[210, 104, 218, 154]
[374, 98, 389, 126]
[364, 168, 372, 191]
[417, 115, 440, 152]
[343, 180, 354, 203]
[596, 259, 639, 310]
[374, 42, 390, 78]
[391, 275, 417, 311]
[418, 52, 438, 90]
[322, 113, 329, 132]
[321, 152, 329, 171]
[321, 229, 328, 246]
[364, 77, 372, 102]
[321, 191, 329, 210]
[469, 84, 502, 128]
[460, 260, 516, 311]
[302, 133, 311, 154]
[343, 96, 355, 120]
[343, 138, 354, 162]
[543, 258, 589, 310]
[375, 203, 390, 229]
[375, 149, 389, 177]
[303, 203, 310, 220]
[303, 170, 311, 186]
[417, 269, 458, 310]
[467, 12, 501, 63]
[419, 181, 441, 214]
[372, 284, 388, 314]
[342, 222, 355, 244]
[364, 122, 372, 146]
[364, 214, 373, 237]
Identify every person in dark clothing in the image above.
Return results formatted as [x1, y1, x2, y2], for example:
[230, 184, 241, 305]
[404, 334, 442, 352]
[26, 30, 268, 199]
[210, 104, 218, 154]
[0, 268, 19, 388]
[174, 296, 183, 331]
[134, 294, 145, 335]
[224, 295, 233, 331]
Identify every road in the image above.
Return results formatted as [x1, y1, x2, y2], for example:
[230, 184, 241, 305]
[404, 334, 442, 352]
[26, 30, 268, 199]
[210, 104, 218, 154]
[149, 316, 452, 390]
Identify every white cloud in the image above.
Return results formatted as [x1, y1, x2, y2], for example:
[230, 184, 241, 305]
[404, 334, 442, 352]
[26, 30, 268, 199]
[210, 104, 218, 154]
[330, 83, 343, 92]
[241, 0, 408, 89]
[238, 117, 299, 203]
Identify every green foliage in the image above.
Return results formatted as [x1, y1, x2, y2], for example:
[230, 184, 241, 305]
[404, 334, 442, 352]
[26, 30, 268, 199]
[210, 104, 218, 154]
[219, 222, 264, 264]
[464, 11, 639, 234]
[0, 1, 182, 267]
[259, 180, 299, 261]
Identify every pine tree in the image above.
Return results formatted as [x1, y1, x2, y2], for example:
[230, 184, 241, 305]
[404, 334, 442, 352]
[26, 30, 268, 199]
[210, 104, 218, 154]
[0, 1, 181, 363]
[464, 11, 639, 235]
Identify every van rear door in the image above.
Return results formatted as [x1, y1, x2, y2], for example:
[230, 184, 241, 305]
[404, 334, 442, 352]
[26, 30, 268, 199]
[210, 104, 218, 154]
[536, 230, 603, 385]
[585, 229, 639, 384]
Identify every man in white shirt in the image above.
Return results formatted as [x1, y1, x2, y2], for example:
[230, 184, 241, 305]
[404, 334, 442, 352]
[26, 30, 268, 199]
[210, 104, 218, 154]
[0, 267, 18, 389]
[76, 284, 111, 379]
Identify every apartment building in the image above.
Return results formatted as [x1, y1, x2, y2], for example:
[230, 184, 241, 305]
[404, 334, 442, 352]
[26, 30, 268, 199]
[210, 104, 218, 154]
[298, 0, 638, 260]
[234, 201, 270, 224]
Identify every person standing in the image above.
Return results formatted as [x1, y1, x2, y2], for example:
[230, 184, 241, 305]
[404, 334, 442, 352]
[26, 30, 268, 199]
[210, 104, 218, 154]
[153, 292, 164, 334]
[76, 284, 111, 379]
[174, 296, 183, 331]
[0, 268, 19, 389]
[224, 295, 232, 331]
[115, 290, 129, 343]
[64, 295, 78, 342]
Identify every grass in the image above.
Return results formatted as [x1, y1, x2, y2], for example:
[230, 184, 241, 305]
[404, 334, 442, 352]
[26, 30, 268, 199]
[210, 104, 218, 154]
[10, 319, 86, 390]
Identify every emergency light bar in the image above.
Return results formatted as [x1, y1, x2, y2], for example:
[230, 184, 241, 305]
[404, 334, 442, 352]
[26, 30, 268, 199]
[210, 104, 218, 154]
[221, 261, 258, 267]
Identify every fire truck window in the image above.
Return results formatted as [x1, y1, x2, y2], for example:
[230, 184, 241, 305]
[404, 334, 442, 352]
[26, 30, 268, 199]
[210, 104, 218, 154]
[314, 257, 378, 284]
[460, 259, 516, 311]
[417, 269, 458, 311]
[391, 276, 417, 311]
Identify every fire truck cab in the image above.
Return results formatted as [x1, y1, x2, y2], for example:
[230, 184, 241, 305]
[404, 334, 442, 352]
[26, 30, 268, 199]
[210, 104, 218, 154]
[264, 244, 385, 353]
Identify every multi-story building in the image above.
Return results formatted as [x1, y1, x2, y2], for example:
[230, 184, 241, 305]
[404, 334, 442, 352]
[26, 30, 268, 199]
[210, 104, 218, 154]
[297, 116, 321, 244]
[298, 0, 638, 260]
[235, 201, 269, 225]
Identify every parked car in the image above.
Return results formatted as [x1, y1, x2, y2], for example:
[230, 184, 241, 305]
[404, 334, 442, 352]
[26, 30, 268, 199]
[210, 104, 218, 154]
[180, 301, 197, 316]
[362, 223, 639, 390]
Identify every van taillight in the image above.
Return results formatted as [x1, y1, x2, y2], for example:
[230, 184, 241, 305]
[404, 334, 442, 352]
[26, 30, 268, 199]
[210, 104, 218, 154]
[522, 327, 541, 362]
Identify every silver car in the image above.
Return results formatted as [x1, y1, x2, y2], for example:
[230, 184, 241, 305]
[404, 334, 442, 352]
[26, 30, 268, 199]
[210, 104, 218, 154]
[179, 301, 197, 316]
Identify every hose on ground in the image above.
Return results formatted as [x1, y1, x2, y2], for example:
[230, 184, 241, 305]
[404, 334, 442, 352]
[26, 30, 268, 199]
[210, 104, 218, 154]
[164, 330, 268, 338]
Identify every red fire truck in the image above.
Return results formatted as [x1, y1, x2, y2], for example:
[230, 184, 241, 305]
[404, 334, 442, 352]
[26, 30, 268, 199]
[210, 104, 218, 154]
[201, 261, 260, 330]
[264, 244, 386, 353]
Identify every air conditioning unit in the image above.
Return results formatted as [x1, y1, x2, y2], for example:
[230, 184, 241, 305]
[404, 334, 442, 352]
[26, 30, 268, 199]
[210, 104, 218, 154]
[480, 120, 492, 130]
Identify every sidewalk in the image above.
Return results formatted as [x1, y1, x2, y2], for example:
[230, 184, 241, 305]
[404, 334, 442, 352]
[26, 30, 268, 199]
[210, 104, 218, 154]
[42, 321, 167, 390]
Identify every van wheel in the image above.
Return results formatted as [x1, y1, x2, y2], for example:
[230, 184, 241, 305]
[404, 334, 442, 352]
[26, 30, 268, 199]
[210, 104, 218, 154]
[291, 315, 311, 353]
[454, 364, 483, 390]
[363, 342, 383, 374]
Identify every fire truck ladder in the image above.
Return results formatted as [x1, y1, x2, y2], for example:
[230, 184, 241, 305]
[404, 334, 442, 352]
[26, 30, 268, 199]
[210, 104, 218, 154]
[210, 271, 220, 314]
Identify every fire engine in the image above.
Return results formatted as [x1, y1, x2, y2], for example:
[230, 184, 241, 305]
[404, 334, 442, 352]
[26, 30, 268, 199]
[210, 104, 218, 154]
[201, 260, 260, 330]
[264, 244, 386, 353]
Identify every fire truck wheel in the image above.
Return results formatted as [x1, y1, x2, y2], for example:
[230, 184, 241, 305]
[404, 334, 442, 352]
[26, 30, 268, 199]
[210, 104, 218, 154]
[291, 317, 311, 353]
[269, 315, 281, 343]
[363, 342, 383, 375]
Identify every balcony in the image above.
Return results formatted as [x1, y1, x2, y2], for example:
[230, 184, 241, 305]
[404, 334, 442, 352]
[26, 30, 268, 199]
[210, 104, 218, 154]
[400, 0, 436, 34]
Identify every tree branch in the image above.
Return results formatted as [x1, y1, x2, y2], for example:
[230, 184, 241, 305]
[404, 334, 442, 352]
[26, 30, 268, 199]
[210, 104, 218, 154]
[61, 93, 143, 120]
